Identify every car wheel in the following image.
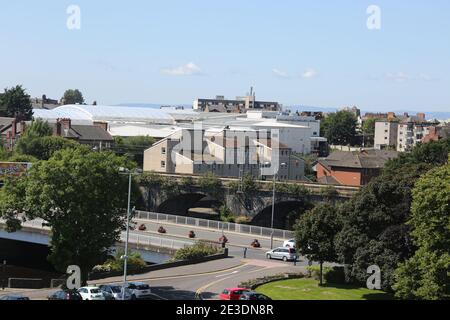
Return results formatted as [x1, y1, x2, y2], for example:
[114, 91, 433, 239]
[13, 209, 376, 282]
[266, 254, 271, 259]
[283, 256, 288, 262]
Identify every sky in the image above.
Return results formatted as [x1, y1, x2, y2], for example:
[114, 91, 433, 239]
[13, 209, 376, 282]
[1, 0, 449, 112]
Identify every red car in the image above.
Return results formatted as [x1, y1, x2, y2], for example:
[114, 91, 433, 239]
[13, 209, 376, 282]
[219, 288, 250, 300]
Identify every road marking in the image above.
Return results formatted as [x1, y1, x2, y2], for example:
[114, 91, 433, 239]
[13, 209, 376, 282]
[215, 270, 238, 278]
[195, 276, 235, 300]
[247, 267, 269, 274]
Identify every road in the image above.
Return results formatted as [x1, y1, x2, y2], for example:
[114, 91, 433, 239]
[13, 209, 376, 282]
[132, 218, 287, 253]
[1, 256, 310, 300]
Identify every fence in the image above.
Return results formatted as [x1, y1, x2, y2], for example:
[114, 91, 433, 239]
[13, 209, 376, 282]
[0, 218, 193, 251]
[135, 211, 295, 240]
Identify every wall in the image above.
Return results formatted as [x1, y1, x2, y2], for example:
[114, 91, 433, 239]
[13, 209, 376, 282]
[316, 163, 362, 187]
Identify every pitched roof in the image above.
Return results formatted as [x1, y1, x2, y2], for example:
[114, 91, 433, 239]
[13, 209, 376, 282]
[319, 149, 399, 170]
[70, 125, 114, 142]
[0, 117, 14, 132]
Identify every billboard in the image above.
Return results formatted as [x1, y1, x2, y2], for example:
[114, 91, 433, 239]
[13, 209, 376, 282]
[0, 162, 32, 178]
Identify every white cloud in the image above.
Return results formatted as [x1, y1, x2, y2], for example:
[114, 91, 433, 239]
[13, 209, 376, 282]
[419, 73, 433, 81]
[302, 68, 318, 79]
[385, 72, 410, 82]
[161, 62, 203, 76]
[272, 68, 290, 78]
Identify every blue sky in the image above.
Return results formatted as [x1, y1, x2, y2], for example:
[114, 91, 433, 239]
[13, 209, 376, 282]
[1, 1, 449, 112]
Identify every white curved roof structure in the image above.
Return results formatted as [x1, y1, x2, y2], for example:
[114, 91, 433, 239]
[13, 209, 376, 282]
[33, 105, 198, 125]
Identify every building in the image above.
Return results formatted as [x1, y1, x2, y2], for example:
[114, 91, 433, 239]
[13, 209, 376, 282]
[0, 118, 26, 150]
[422, 125, 450, 143]
[51, 118, 114, 149]
[374, 121, 399, 150]
[143, 128, 305, 181]
[193, 89, 281, 113]
[315, 149, 399, 186]
[31, 95, 60, 110]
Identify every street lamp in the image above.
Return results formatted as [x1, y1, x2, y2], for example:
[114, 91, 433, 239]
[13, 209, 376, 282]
[270, 162, 287, 249]
[118, 167, 142, 300]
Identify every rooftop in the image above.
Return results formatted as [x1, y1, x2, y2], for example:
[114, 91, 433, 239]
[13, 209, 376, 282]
[319, 149, 399, 170]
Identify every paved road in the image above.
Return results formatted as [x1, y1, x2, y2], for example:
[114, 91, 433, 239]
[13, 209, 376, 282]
[132, 218, 287, 251]
[1, 256, 310, 300]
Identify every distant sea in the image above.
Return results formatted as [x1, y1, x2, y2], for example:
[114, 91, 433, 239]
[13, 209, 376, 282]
[116, 103, 450, 121]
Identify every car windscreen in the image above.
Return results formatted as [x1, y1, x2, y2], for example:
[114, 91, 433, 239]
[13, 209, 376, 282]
[110, 286, 122, 293]
[90, 289, 101, 294]
[136, 284, 150, 290]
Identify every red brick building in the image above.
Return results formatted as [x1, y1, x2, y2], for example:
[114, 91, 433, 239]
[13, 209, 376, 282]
[315, 149, 399, 187]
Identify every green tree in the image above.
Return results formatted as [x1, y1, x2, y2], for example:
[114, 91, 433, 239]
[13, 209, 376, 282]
[335, 138, 450, 291]
[62, 89, 84, 105]
[113, 136, 156, 167]
[361, 118, 379, 147]
[0, 85, 33, 121]
[23, 119, 53, 138]
[321, 111, 357, 146]
[15, 136, 80, 160]
[0, 147, 135, 284]
[199, 173, 222, 199]
[394, 161, 450, 300]
[295, 203, 341, 285]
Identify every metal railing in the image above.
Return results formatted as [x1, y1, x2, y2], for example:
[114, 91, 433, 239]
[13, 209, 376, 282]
[0, 218, 193, 250]
[135, 210, 295, 240]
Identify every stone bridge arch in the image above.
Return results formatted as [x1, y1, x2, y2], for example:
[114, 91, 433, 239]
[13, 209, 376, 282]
[156, 193, 224, 218]
[250, 199, 313, 230]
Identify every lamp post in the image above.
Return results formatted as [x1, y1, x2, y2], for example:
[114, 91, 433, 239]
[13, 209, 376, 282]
[270, 162, 287, 249]
[118, 167, 142, 300]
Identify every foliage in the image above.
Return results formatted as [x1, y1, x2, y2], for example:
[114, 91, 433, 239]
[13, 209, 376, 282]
[295, 203, 341, 285]
[172, 241, 219, 261]
[198, 173, 222, 199]
[219, 205, 235, 222]
[0, 85, 33, 121]
[138, 171, 165, 188]
[334, 138, 450, 292]
[235, 216, 251, 224]
[299, 153, 318, 181]
[180, 176, 194, 188]
[0, 147, 135, 284]
[320, 186, 339, 202]
[6, 153, 38, 163]
[92, 250, 147, 274]
[62, 89, 84, 105]
[321, 111, 358, 146]
[394, 160, 450, 300]
[276, 182, 310, 199]
[113, 136, 155, 167]
[24, 119, 53, 138]
[15, 136, 80, 160]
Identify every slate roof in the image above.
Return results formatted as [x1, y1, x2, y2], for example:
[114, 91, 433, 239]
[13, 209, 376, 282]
[318, 149, 399, 170]
[56, 124, 114, 142]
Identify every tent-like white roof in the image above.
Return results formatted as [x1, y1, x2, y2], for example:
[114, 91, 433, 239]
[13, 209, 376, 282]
[32, 105, 197, 125]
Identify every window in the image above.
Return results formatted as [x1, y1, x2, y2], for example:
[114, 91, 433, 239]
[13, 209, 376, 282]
[161, 147, 166, 155]
[161, 161, 166, 168]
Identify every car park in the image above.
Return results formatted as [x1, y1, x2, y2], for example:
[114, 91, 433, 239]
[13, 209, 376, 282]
[219, 288, 251, 300]
[239, 292, 272, 300]
[99, 284, 133, 300]
[47, 290, 82, 300]
[78, 286, 105, 300]
[125, 282, 152, 300]
[265, 247, 297, 262]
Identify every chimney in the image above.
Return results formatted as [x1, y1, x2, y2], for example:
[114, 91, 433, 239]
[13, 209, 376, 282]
[387, 112, 395, 120]
[56, 118, 71, 136]
[93, 121, 108, 131]
[417, 113, 426, 121]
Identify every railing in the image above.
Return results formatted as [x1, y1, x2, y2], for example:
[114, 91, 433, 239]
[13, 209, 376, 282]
[0, 218, 193, 250]
[135, 211, 295, 240]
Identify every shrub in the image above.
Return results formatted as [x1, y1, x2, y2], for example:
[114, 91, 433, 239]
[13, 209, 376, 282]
[91, 250, 147, 274]
[235, 216, 251, 224]
[173, 241, 219, 261]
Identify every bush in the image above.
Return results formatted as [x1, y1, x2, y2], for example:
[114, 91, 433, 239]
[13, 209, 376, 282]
[235, 216, 251, 224]
[173, 241, 219, 261]
[92, 250, 147, 274]
[305, 266, 347, 285]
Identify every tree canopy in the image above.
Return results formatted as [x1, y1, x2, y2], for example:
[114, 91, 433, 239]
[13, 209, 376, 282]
[0, 147, 135, 283]
[15, 135, 80, 160]
[334, 138, 450, 292]
[394, 160, 450, 300]
[320, 111, 358, 146]
[0, 85, 33, 121]
[23, 119, 53, 138]
[295, 203, 341, 285]
[62, 89, 84, 105]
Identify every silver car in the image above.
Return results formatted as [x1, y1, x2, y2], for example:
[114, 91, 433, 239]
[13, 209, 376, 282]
[99, 284, 133, 300]
[125, 282, 152, 300]
[266, 247, 297, 262]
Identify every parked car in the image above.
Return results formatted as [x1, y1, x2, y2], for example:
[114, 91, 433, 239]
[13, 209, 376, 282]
[265, 247, 297, 262]
[219, 288, 250, 300]
[0, 294, 30, 300]
[283, 239, 296, 248]
[47, 290, 82, 301]
[125, 282, 152, 300]
[78, 286, 106, 300]
[239, 292, 272, 301]
[98, 284, 133, 300]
